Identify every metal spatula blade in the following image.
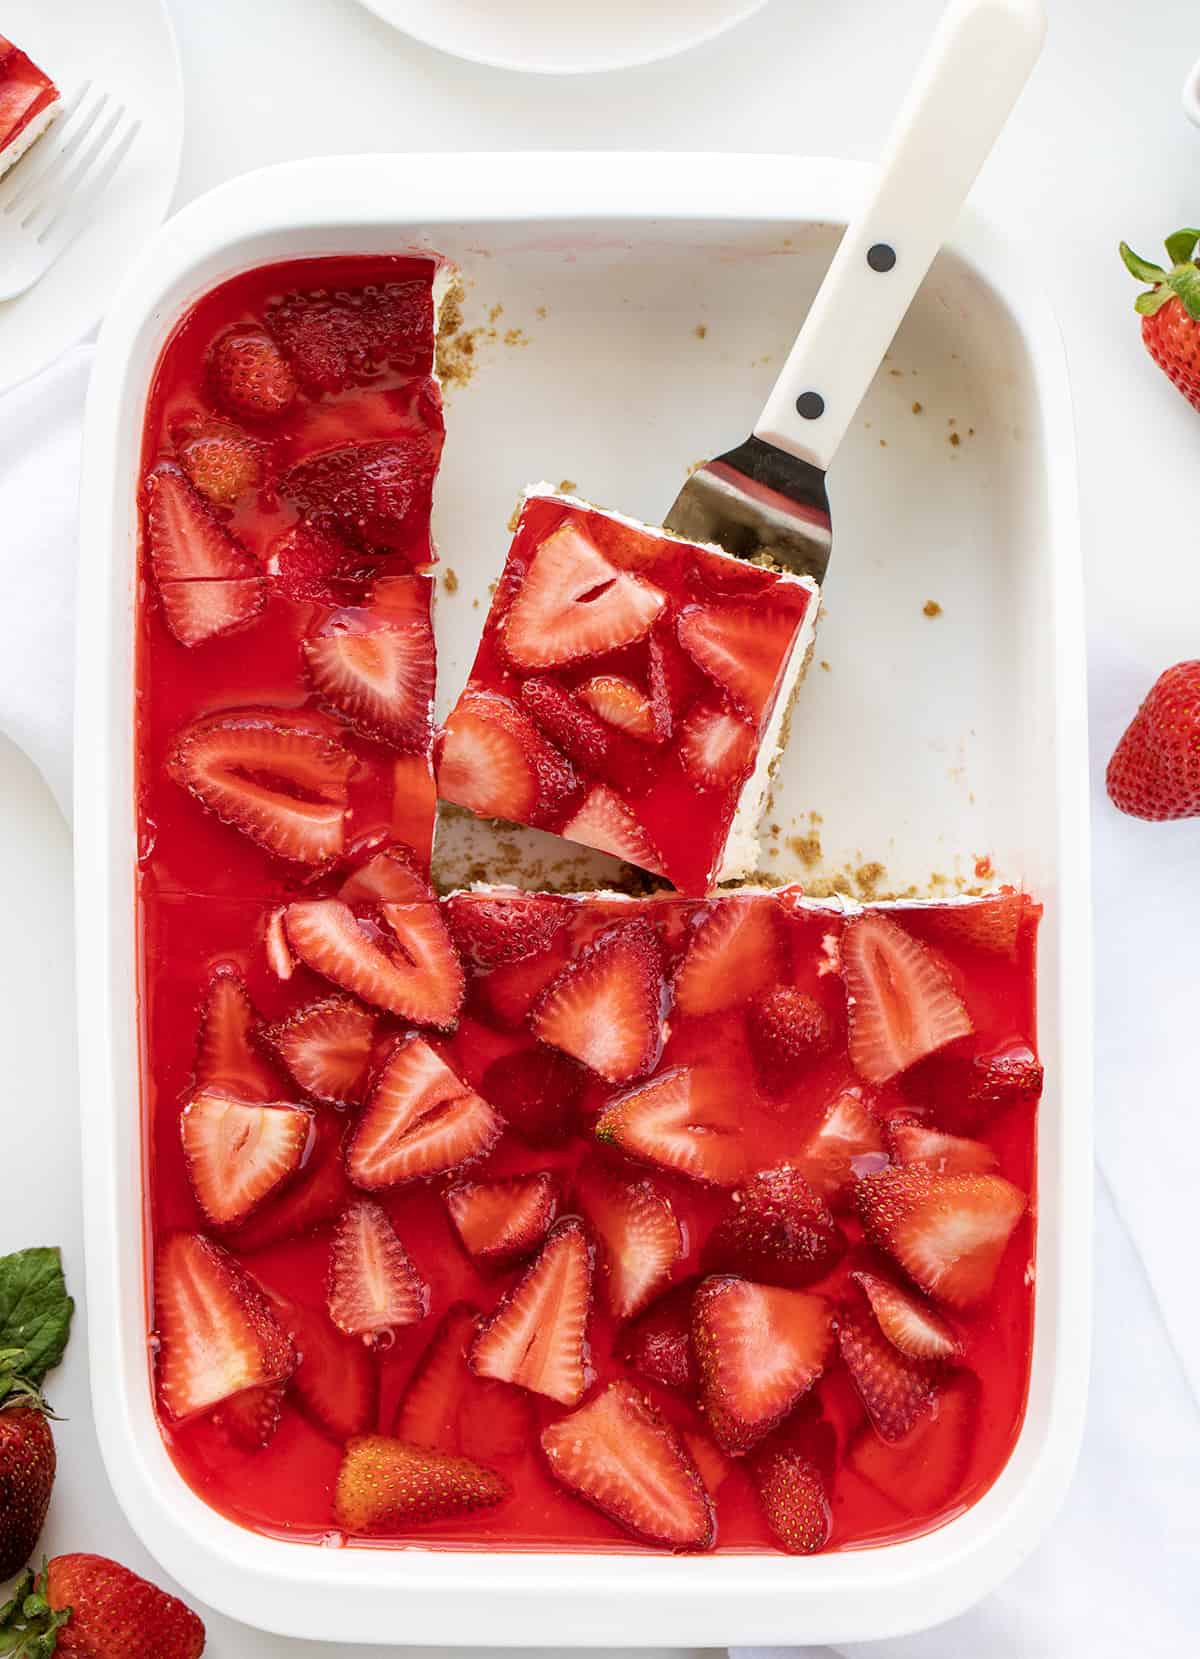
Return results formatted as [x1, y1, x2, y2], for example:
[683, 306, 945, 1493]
[664, 0, 1045, 580]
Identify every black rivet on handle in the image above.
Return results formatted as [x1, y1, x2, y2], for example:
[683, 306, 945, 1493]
[867, 242, 897, 272]
[796, 391, 825, 420]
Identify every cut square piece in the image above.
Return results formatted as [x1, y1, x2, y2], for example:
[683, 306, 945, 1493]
[0, 35, 59, 179]
[435, 489, 819, 893]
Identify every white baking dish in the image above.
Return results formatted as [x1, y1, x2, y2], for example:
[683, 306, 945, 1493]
[74, 153, 1092, 1648]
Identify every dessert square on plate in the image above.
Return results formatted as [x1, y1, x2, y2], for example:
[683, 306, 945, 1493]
[0, 34, 59, 179]
[435, 489, 819, 894]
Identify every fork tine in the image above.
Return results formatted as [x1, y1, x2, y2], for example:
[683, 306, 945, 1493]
[38, 115, 141, 256]
[1, 84, 105, 219]
[27, 100, 124, 235]
[0, 80, 91, 212]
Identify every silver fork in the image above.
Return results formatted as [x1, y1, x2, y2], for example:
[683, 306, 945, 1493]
[0, 82, 141, 303]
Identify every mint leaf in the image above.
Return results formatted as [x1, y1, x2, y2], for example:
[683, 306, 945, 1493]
[0, 1249, 74, 1390]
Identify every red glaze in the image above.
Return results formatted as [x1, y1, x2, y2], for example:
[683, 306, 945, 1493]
[139, 261, 1037, 1559]
[143, 881, 1038, 1552]
[0, 36, 58, 156]
[435, 496, 816, 895]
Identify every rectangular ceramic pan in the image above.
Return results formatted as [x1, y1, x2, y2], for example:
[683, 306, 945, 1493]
[74, 153, 1092, 1648]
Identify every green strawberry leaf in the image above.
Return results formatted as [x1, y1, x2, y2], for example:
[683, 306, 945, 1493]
[1119, 242, 1167, 285]
[0, 1249, 74, 1393]
[1164, 228, 1200, 267]
[1135, 287, 1175, 317]
[0, 1566, 69, 1657]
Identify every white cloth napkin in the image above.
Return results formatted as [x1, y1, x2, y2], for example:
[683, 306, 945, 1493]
[2, 356, 1198, 1657]
[0, 347, 91, 822]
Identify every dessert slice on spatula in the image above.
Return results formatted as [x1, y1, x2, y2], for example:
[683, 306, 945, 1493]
[437, 0, 1045, 892]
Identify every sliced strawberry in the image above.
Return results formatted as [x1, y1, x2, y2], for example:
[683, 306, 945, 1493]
[588, 514, 670, 572]
[180, 1090, 313, 1230]
[469, 1217, 594, 1405]
[901, 1037, 1044, 1133]
[541, 1380, 714, 1551]
[192, 965, 281, 1102]
[672, 897, 781, 1017]
[282, 437, 437, 554]
[158, 578, 265, 648]
[502, 522, 667, 669]
[920, 892, 1032, 959]
[169, 710, 353, 865]
[798, 1087, 887, 1205]
[154, 1232, 295, 1421]
[747, 986, 833, 1094]
[559, 786, 665, 876]
[683, 1430, 733, 1496]
[444, 890, 570, 968]
[886, 1118, 997, 1175]
[327, 1200, 430, 1343]
[283, 897, 464, 1026]
[577, 1164, 682, 1319]
[266, 523, 363, 604]
[531, 920, 665, 1083]
[304, 613, 435, 750]
[338, 842, 430, 905]
[750, 1447, 831, 1555]
[334, 1436, 508, 1533]
[837, 1300, 937, 1442]
[144, 463, 259, 582]
[704, 1165, 842, 1288]
[263, 906, 294, 980]
[268, 1292, 379, 1443]
[229, 1108, 350, 1250]
[208, 327, 297, 419]
[261, 996, 376, 1107]
[645, 633, 675, 741]
[371, 572, 435, 622]
[676, 602, 801, 722]
[445, 1172, 559, 1265]
[849, 1371, 978, 1512]
[855, 1167, 1027, 1307]
[393, 1301, 480, 1449]
[841, 913, 973, 1084]
[266, 280, 434, 392]
[391, 752, 437, 870]
[678, 704, 756, 789]
[621, 1283, 697, 1391]
[215, 1379, 285, 1451]
[476, 948, 571, 1031]
[577, 675, 657, 741]
[435, 690, 578, 826]
[692, 1277, 833, 1455]
[595, 1066, 743, 1187]
[479, 1046, 583, 1144]
[346, 1034, 503, 1189]
[850, 1270, 962, 1363]
[519, 676, 613, 773]
[176, 421, 264, 506]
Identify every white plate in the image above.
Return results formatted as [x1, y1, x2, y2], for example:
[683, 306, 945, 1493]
[354, 0, 771, 74]
[0, 0, 182, 395]
[75, 153, 1092, 1649]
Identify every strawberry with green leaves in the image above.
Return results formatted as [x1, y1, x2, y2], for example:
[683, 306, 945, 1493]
[1120, 229, 1200, 409]
[0, 1554, 205, 1658]
[0, 1247, 74, 1580]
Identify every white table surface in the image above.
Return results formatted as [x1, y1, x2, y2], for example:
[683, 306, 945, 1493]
[3, 0, 1199, 1652]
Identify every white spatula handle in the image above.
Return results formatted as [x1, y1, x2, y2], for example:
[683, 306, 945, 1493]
[755, 0, 1044, 471]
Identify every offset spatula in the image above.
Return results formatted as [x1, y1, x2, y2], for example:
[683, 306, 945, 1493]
[665, 0, 1045, 581]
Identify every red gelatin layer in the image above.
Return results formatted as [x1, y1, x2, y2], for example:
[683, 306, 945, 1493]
[0, 35, 58, 161]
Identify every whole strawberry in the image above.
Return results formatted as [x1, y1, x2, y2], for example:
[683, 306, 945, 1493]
[0, 1554, 205, 1658]
[1120, 230, 1200, 407]
[0, 1247, 74, 1578]
[1107, 661, 1200, 820]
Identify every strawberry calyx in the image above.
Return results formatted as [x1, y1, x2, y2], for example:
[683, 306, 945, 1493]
[0, 1247, 74, 1423]
[1120, 230, 1200, 319]
[0, 1561, 72, 1654]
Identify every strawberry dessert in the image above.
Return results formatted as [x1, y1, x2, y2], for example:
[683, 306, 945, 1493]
[0, 34, 59, 179]
[435, 488, 819, 894]
[137, 259, 1042, 1562]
